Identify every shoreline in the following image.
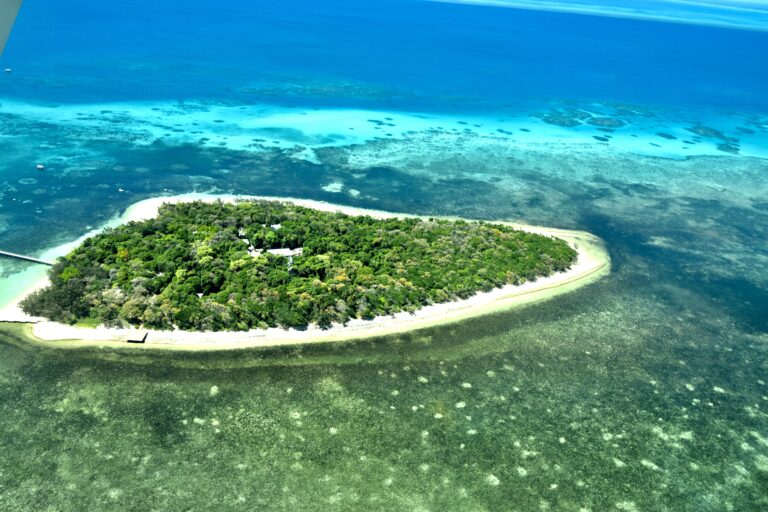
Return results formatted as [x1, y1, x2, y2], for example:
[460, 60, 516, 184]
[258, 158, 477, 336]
[0, 194, 610, 351]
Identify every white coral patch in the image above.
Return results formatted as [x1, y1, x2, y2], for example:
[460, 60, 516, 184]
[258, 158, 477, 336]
[322, 181, 344, 193]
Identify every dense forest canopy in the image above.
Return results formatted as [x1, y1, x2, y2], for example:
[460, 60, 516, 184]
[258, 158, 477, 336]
[22, 200, 578, 331]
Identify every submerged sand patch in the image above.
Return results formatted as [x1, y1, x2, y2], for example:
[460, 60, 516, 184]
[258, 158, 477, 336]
[0, 193, 609, 351]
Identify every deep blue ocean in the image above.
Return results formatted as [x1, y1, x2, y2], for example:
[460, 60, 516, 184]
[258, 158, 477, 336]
[4, 0, 768, 111]
[1, 2, 768, 511]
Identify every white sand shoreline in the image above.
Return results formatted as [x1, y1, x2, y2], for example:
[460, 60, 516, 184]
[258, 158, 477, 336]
[0, 194, 610, 351]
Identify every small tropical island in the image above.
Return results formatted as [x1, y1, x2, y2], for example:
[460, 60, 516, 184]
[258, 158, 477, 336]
[23, 199, 577, 328]
[0, 195, 610, 350]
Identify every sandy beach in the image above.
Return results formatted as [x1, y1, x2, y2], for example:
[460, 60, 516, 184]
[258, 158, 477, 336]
[0, 194, 610, 351]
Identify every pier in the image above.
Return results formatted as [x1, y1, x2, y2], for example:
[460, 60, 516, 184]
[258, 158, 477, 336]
[0, 250, 54, 266]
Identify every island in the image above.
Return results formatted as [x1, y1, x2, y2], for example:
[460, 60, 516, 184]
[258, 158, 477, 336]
[0, 195, 610, 350]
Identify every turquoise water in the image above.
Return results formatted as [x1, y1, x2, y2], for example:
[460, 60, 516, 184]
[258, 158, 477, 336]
[1, 1, 767, 510]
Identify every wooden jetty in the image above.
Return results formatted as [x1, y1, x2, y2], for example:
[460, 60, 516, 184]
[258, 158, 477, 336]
[0, 250, 54, 266]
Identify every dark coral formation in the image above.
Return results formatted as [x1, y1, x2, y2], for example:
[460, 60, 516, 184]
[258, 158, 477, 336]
[686, 124, 741, 153]
[716, 143, 740, 154]
[534, 108, 592, 128]
[605, 102, 657, 118]
[588, 117, 626, 128]
[536, 112, 582, 127]
[686, 124, 737, 142]
[534, 108, 627, 131]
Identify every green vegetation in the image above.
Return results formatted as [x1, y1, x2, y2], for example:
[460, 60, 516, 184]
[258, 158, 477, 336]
[21, 200, 577, 331]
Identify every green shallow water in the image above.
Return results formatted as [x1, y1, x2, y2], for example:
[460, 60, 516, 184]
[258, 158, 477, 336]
[1, 274, 767, 511]
[1, 106, 768, 511]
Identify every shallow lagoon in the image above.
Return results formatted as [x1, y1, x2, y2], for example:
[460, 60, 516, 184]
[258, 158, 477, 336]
[1, 0, 768, 510]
